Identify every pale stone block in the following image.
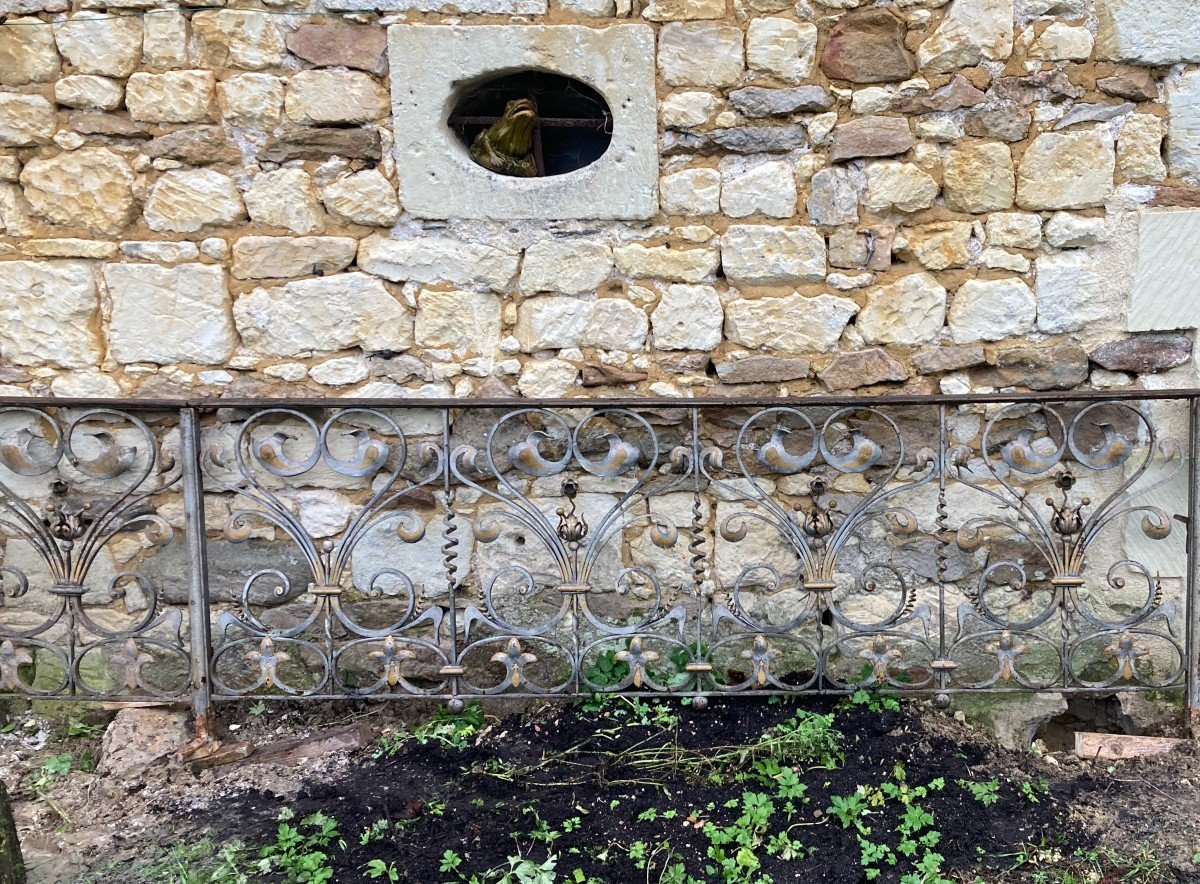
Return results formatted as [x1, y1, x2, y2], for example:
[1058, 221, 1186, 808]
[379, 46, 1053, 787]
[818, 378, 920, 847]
[942, 141, 1014, 213]
[658, 22, 745, 87]
[389, 25, 658, 221]
[725, 292, 859, 353]
[613, 243, 720, 282]
[904, 221, 973, 270]
[517, 240, 613, 297]
[331, 0, 546, 11]
[984, 211, 1041, 249]
[234, 272, 413, 356]
[284, 70, 388, 125]
[142, 10, 187, 69]
[807, 166, 860, 227]
[863, 161, 939, 213]
[0, 94, 54, 146]
[661, 168, 721, 216]
[1036, 252, 1110, 334]
[119, 241, 201, 263]
[104, 263, 236, 366]
[661, 91, 717, 128]
[1096, 0, 1200, 65]
[917, 0, 1013, 73]
[415, 290, 501, 353]
[244, 168, 325, 235]
[1016, 128, 1115, 211]
[948, 278, 1036, 343]
[584, 299, 649, 351]
[191, 11, 287, 71]
[54, 75, 123, 110]
[0, 260, 100, 368]
[53, 12, 142, 77]
[651, 284, 723, 350]
[19, 147, 137, 235]
[1118, 113, 1166, 182]
[746, 18, 817, 85]
[1167, 72, 1200, 183]
[144, 169, 245, 234]
[1044, 212, 1106, 248]
[126, 71, 215, 123]
[0, 17, 59, 86]
[217, 73, 285, 126]
[721, 224, 825, 284]
[517, 359, 578, 397]
[720, 159, 796, 219]
[320, 169, 400, 227]
[1128, 210, 1200, 332]
[231, 236, 358, 280]
[359, 234, 519, 292]
[1032, 23, 1093, 61]
[309, 356, 370, 387]
[643, 0, 725, 19]
[515, 296, 590, 351]
[22, 238, 116, 259]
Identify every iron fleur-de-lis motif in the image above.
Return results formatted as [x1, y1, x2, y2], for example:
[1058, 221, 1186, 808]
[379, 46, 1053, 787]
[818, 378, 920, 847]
[1104, 631, 1148, 681]
[983, 631, 1028, 682]
[369, 635, 416, 687]
[615, 636, 660, 688]
[246, 636, 290, 685]
[491, 638, 538, 688]
[556, 480, 588, 545]
[0, 640, 32, 690]
[111, 639, 154, 692]
[741, 635, 782, 686]
[857, 637, 902, 684]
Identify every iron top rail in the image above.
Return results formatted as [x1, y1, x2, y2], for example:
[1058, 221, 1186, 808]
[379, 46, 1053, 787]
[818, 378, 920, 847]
[2, 387, 1200, 410]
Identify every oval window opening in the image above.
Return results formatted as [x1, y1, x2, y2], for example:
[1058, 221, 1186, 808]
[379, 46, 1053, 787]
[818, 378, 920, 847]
[449, 72, 613, 178]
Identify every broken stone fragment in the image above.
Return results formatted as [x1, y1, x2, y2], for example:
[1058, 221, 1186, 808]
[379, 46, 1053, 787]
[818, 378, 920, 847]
[819, 349, 907, 390]
[1089, 334, 1193, 374]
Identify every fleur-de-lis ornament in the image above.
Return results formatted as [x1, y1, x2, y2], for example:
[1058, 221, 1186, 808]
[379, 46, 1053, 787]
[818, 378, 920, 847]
[857, 637, 902, 684]
[491, 637, 537, 688]
[741, 634, 781, 686]
[368, 635, 415, 687]
[0, 640, 32, 690]
[246, 636, 290, 685]
[983, 631, 1028, 682]
[615, 635, 660, 688]
[111, 639, 154, 692]
[1104, 631, 1147, 681]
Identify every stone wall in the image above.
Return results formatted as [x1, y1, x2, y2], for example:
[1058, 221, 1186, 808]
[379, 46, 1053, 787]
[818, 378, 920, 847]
[0, 0, 1196, 399]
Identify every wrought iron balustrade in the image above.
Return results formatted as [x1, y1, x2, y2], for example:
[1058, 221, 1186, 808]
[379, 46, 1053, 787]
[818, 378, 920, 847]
[0, 391, 1195, 724]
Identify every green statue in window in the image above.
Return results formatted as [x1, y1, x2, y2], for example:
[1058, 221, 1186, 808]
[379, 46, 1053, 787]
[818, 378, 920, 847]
[469, 98, 538, 177]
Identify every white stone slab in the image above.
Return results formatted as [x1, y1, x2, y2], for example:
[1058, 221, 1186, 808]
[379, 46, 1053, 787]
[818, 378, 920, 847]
[1168, 71, 1200, 184]
[1096, 0, 1200, 66]
[1129, 210, 1200, 332]
[387, 24, 658, 220]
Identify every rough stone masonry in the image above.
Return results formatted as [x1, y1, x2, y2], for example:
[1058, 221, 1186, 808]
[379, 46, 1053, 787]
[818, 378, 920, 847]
[0, 0, 1197, 400]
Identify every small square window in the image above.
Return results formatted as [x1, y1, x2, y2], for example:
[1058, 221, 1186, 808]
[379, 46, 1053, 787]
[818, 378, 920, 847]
[387, 25, 659, 221]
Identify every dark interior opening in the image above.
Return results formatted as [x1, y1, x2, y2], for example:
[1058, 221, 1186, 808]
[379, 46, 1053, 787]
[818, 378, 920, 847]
[449, 71, 613, 177]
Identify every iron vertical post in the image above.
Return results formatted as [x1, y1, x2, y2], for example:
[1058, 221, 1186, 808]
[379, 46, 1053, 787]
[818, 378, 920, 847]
[180, 407, 213, 729]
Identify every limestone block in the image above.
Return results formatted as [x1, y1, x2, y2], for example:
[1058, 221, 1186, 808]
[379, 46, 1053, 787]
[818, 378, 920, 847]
[231, 236, 358, 280]
[53, 75, 122, 110]
[948, 278, 1036, 343]
[721, 224, 825, 284]
[359, 234, 519, 291]
[142, 10, 187, 69]
[1036, 252, 1109, 334]
[643, 0, 725, 18]
[858, 272, 947, 345]
[660, 168, 721, 216]
[388, 25, 657, 221]
[1044, 212, 1106, 248]
[104, 263, 236, 366]
[819, 348, 907, 390]
[1167, 72, 1200, 183]
[0, 182, 32, 237]
[725, 293, 858, 352]
[0, 94, 54, 146]
[120, 241, 200, 263]
[613, 243, 720, 282]
[746, 18, 817, 85]
[720, 159, 797, 219]
[330, 0, 545, 11]
[515, 296, 590, 351]
[0, 17, 59, 86]
[414, 290, 501, 353]
[308, 356, 369, 387]
[1016, 129, 1115, 211]
[244, 168, 325, 235]
[517, 359, 579, 397]
[863, 161, 939, 213]
[1128, 210, 1200, 332]
[942, 141, 1014, 213]
[320, 169, 400, 226]
[520, 240, 614, 295]
[651, 284, 723, 350]
[99, 708, 190, 779]
[53, 12, 142, 77]
[661, 91, 717, 128]
[191, 11, 287, 71]
[1095, 0, 1200, 65]
[19, 147, 136, 235]
[234, 272, 413, 356]
[217, 73, 285, 127]
[985, 212, 1041, 249]
[904, 221, 973, 270]
[144, 169, 245, 234]
[1118, 113, 1166, 182]
[284, 70, 388, 125]
[0, 260, 100, 368]
[917, 0, 1014, 73]
[126, 71, 215, 123]
[1032, 23, 1093, 61]
[658, 22, 745, 87]
[807, 166, 860, 227]
[584, 299, 649, 351]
